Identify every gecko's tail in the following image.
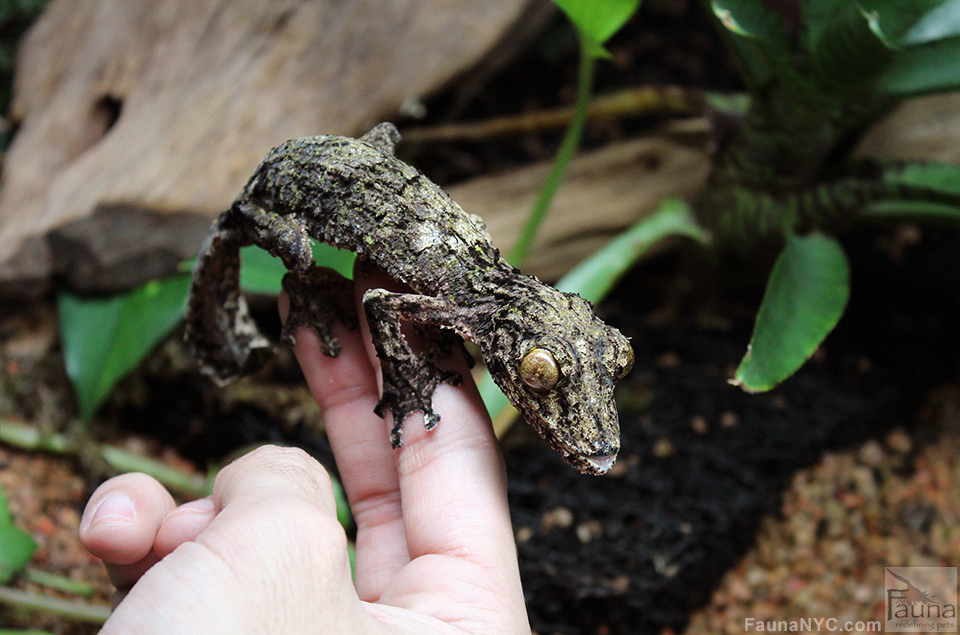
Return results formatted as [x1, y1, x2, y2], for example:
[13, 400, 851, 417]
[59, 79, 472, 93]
[184, 207, 271, 386]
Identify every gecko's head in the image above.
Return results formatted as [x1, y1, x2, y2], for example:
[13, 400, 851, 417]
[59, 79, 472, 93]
[488, 285, 633, 476]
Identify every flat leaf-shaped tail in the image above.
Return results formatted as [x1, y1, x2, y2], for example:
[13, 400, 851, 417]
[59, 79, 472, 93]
[184, 210, 271, 385]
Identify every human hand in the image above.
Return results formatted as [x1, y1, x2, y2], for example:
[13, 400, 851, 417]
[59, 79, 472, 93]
[80, 269, 530, 634]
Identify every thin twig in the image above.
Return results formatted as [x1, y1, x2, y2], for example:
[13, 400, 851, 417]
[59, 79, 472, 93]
[400, 85, 703, 145]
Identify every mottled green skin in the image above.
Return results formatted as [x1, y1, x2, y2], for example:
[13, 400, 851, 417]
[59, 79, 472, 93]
[185, 123, 633, 475]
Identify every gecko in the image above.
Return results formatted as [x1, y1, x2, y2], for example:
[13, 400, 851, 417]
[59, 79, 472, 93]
[184, 122, 633, 475]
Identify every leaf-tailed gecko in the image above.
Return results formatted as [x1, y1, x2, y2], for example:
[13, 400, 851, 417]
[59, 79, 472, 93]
[184, 123, 632, 475]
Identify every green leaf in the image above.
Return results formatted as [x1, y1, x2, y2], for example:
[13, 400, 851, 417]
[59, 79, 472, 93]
[237, 246, 289, 294]
[330, 475, 353, 531]
[733, 232, 850, 393]
[711, 0, 790, 47]
[885, 162, 960, 195]
[865, 161, 960, 222]
[900, 0, 960, 45]
[803, 0, 848, 51]
[553, 0, 641, 57]
[58, 274, 192, 422]
[808, 3, 898, 96]
[482, 198, 708, 423]
[239, 242, 355, 295]
[863, 199, 960, 223]
[556, 198, 708, 301]
[0, 487, 36, 584]
[710, 0, 792, 88]
[878, 36, 960, 94]
[845, 0, 941, 45]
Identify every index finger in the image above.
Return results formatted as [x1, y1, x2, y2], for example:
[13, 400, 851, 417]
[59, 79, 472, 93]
[282, 290, 410, 603]
[353, 269, 522, 586]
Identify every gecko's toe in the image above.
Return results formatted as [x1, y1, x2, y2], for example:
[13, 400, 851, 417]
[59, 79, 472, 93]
[423, 410, 440, 431]
[373, 395, 391, 419]
[389, 423, 404, 448]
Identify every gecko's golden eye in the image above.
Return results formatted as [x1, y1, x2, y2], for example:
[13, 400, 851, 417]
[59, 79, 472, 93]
[617, 344, 635, 379]
[519, 348, 560, 392]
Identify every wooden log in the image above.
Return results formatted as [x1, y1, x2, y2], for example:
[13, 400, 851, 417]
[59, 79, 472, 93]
[0, 0, 540, 295]
[447, 134, 711, 282]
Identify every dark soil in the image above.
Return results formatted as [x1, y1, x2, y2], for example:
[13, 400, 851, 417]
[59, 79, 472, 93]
[505, 226, 960, 634]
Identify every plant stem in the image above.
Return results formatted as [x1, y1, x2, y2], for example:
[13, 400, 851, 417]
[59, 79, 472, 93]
[508, 36, 596, 268]
[24, 568, 95, 597]
[0, 419, 210, 497]
[0, 586, 110, 625]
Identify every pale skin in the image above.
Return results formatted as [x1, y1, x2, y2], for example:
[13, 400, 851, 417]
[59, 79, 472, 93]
[79, 268, 531, 634]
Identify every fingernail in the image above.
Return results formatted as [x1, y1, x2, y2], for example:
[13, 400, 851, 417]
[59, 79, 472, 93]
[88, 492, 137, 528]
[177, 498, 215, 515]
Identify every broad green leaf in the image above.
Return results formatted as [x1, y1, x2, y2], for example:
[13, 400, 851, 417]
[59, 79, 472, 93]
[704, 91, 751, 116]
[556, 198, 707, 301]
[866, 162, 960, 221]
[59, 274, 192, 422]
[900, 0, 960, 45]
[711, 0, 789, 48]
[310, 243, 355, 280]
[553, 0, 641, 58]
[863, 199, 960, 223]
[59, 238, 355, 423]
[710, 0, 792, 89]
[855, 0, 942, 44]
[809, 3, 898, 96]
[878, 36, 960, 94]
[733, 232, 850, 392]
[0, 487, 36, 584]
[884, 162, 960, 195]
[237, 246, 289, 294]
[481, 198, 708, 425]
[0, 523, 35, 583]
[239, 242, 355, 295]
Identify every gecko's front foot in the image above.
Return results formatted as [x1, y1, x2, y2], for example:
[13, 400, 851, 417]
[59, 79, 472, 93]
[375, 365, 462, 447]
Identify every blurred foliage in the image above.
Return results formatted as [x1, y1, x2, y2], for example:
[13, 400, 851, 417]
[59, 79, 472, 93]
[58, 242, 352, 423]
[701, 0, 960, 391]
[0, 485, 36, 585]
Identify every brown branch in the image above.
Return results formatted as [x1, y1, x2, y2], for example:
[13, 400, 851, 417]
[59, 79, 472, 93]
[400, 85, 704, 145]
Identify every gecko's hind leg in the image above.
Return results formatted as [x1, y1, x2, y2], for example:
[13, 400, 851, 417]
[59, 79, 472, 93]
[360, 122, 401, 156]
[281, 266, 358, 357]
[361, 288, 465, 447]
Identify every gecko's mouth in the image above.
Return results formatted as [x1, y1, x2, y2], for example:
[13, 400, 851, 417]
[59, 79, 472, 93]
[581, 453, 617, 474]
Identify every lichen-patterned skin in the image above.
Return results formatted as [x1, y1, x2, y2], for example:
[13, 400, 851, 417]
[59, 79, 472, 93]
[185, 123, 633, 475]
